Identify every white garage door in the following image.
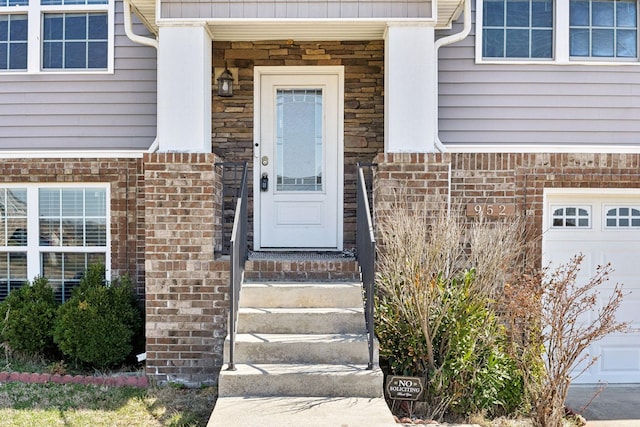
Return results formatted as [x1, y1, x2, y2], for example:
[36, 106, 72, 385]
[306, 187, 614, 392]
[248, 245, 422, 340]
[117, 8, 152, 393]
[543, 190, 640, 384]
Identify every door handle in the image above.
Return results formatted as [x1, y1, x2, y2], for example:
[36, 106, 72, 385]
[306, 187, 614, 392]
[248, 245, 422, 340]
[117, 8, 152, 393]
[261, 173, 269, 192]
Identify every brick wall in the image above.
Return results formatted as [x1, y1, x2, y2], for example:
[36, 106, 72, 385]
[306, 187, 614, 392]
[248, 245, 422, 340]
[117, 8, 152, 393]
[0, 158, 145, 294]
[374, 152, 450, 204]
[143, 153, 229, 386]
[4, 151, 637, 386]
[374, 152, 640, 269]
[212, 40, 384, 247]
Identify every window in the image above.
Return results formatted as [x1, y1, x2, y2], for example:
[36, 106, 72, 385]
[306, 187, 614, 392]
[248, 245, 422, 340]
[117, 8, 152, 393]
[0, 0, 112, 72]
[483, 0, 554, 59]
[605, 206, 640, 227]
[0, 13, 28, 70]
[0, 188, 28, 300]
[570, 0, 637, 58]
[43, 11, 108, 69]
[0, 185, 109, 302]
[552, 206, 591, 227]
[479, 0, 640, 63]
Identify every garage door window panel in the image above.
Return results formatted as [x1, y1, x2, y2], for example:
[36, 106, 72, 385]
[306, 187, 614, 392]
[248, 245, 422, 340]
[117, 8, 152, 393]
[552, 206, 591, 228]
[605, 207, 640, 228]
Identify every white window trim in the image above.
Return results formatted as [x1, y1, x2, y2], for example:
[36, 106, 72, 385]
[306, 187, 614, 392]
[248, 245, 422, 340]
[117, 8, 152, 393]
[0, 0, 114, 74]
[476, 0, 640, 66]
[0, 183, 111, 283]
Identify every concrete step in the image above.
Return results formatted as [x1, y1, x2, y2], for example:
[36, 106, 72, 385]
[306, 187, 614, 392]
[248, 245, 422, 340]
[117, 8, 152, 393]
[217, 363, 384, 398]
[208, 396, 397, 427]
[244, 256, 360, 282]
[223, 333, 373, 364]
[239, 282, 364, 308]
[237, 307, 366, 334]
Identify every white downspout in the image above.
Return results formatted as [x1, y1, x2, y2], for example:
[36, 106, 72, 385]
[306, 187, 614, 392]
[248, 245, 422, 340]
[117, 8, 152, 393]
[123, 0, 158, 49]
[433, 0, 471, 214]
[433, 0, 472, 153]
[123, 0, 159, 152]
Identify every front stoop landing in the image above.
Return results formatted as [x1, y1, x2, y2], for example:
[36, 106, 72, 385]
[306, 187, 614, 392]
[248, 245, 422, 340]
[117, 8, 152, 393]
[209, 254, 395, 426]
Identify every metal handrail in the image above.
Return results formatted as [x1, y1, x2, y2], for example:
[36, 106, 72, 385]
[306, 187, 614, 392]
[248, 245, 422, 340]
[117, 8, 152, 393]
[216, 162, 249, 256]
[226, 162, 248, 371]
[356, 162, 377, 370]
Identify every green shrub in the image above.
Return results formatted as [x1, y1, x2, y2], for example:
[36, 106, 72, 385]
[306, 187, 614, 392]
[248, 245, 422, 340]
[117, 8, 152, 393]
[53, 264, 142, 368]
[376, 294, 428, 377]
[0, 277, 59, 357]
[437, 272, 524, 417]
[376, 270, 525, 420]
[374, 200, 532, 421]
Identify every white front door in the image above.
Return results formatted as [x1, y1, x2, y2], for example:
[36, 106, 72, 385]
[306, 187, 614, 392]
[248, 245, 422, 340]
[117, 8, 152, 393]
[543, 190, 640, 383]
[254, 67, 344, 250]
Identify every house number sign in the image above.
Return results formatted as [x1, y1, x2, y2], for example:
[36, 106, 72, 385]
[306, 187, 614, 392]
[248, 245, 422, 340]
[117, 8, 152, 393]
[466, 203, 516, 218]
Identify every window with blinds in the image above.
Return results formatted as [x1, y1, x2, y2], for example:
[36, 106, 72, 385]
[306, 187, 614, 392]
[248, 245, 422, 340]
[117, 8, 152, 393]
[0, 185, 109, 302]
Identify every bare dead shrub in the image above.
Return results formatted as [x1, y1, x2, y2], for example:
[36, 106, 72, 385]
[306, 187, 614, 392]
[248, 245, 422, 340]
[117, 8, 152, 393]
[502, 271, 545, 416]
[467, 215, 528, 300]
[504, 255, 630, 427]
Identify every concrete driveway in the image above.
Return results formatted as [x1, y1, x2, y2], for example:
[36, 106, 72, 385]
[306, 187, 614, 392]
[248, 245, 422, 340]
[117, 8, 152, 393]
[566, 385, 640, 427]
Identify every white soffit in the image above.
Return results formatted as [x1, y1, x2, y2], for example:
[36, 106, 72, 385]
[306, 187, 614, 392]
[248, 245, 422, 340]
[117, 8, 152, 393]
[206, 20, 395, 41]
[437, 0, 464, 28]
[129, 0, 158, 35]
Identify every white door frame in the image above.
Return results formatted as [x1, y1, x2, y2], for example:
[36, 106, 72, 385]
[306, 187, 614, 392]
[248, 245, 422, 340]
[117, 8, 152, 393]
[253, 66, 344, 251]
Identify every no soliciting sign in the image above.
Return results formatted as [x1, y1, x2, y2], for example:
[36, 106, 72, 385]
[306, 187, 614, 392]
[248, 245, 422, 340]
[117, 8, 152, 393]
[386, 376, 425, 401]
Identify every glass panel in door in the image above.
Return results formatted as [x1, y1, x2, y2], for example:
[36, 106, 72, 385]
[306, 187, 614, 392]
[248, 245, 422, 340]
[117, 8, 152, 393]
[275, 88, 323, 192]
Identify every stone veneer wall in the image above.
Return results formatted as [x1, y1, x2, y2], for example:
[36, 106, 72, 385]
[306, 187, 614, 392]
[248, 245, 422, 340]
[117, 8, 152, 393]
[143, 153, 229, 386]
[374, 152, 640, 269]
[212, 40, 385, 247]
[0, 158, 145, 295]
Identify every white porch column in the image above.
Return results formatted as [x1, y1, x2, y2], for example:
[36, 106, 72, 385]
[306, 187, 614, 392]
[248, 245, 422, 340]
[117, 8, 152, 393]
[157, 25, 212, 153]
[384, 24, 436, 153]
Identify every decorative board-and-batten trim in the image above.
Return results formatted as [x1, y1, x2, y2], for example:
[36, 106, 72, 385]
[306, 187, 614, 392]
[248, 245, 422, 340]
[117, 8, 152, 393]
[4, 144, 639, 159]
[444, 144, 640, 154]
[0, 150, 147, 159]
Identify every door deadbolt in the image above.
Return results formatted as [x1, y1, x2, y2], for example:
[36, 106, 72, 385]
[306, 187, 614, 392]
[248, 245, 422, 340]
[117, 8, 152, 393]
[261, 156, 269, 166]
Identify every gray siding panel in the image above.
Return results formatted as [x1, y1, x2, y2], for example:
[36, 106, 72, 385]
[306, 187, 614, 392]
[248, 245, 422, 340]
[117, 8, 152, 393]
[0, 1, 157, 151]
[161, 0, 432, 20]
[438, 9, 640, 147]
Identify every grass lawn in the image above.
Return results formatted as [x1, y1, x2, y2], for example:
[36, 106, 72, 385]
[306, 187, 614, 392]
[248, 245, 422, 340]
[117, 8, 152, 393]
[0, 382, 217, 427]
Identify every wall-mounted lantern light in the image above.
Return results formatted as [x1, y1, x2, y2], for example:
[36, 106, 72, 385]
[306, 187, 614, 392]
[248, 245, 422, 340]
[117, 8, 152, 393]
[217, 65, 234, 97]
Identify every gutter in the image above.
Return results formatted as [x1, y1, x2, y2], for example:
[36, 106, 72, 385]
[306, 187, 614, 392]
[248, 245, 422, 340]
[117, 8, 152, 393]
[433, 0, 472, 153]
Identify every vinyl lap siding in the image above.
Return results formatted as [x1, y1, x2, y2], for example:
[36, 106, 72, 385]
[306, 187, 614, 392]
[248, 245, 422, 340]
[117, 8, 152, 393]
[438, 9, 640, 147]
[0, 1, 157, 151]
[161, 0, 431, 20]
